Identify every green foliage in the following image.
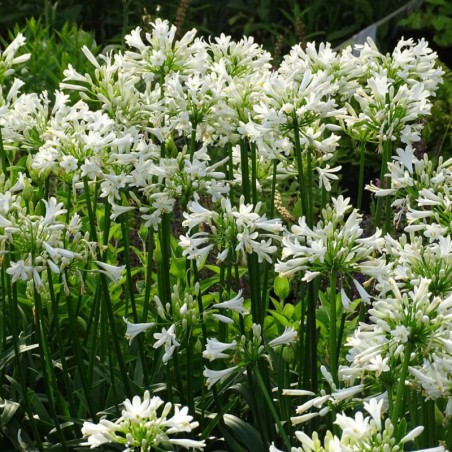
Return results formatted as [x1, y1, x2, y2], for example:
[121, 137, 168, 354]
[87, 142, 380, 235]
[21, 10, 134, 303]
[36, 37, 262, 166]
[399, 0, 452, 48]
[422, 65, 452, 158]
[3, 17, 98, 95]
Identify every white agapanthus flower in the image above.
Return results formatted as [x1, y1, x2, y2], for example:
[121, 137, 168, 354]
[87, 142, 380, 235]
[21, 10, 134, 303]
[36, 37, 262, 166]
[123, 317, 155, 345]
[271, 397, 440, 451]
[342, 277, 452, 404]
[153, 324, 180, 364]
[0, 194, 90, 292]
[275, 196, 385, 282]
[81, 390, 205, 450]
[180, 195, 283, 266]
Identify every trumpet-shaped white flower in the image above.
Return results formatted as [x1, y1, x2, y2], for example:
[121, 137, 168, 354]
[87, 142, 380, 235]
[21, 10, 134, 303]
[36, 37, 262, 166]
[268, 327, 297, 347]
[95, 261, 125, 284]
[123, 318, 155, 345]
[203, 365, 239, 389]
[202, 338, 237, 361]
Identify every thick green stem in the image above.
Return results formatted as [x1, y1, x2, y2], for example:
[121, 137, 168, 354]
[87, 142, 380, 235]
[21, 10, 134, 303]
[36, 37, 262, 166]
[357, 141, 366, 211]
[120, 215, 148, 385]
[373, 141, 392, 232]
[239, 139, 251, 204]
[329, 271, 338, 385]
[261, 160, 278, 314]
[4, 258, 43, 450]
[33, 288, 67, 448]
[47, 268, 76, 420]
[294, 125, 317, 394]
[0, 127, 7, 173]
[143, 228, 155, 321]
[254, 365, 291, 450]
[293, 126, 309, 224]
[239, 140, 262, 323]
[189, 127, 197, 161]
[83, 178, 98, 243]
[250, 142, 258, 205]
[391, 341, 412, 428]
[66, 289, 96, 418]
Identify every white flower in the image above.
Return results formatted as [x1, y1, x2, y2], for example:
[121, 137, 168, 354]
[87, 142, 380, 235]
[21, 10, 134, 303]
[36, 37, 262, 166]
[162, 405, 199, 433]
[42, 197, 67, 226]
[169, 438, 206, 449]
[81, 388, 204, 449]
[6, 259, 33, 282]
[59, 155, 78, 173]
[153, 324, 180, 364]
[212, 290, 247, 314]
[316, 165, 341, 191]
[122, 390, 163, 421]
[203, 365, 238, 389]
[367, 355, 390, 375]
[268, 327, 297, 347]
[95, 261, 126, 284]
[123, 318, 155, 345]
[202, 338, 237, 361]
[81, 419, 120, 448]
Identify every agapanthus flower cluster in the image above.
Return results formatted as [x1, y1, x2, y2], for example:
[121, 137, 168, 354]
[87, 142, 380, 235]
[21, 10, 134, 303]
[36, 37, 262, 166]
[0, 187, 92, 293]
[81, 390, 205, 450]
[203, 323, 297, 389]
[367, 146, 452, 235]
[270, 398, 442, 452]
[281, 366, 365, 426]
[383, 233, 452, 298]
[339, 37, 443, 148]
[342, 277, 452, 403]
[180, 195, 283, 265]
[275, 196, 385, 287]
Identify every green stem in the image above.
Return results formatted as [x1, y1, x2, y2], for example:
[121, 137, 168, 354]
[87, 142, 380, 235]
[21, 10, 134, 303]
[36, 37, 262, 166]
[143, 228, 155, 321]
[373, 141, 392, 232]
[189, 127, 197, 161]
[254, 365, 291, 450]
[239, 140, 262, 323]
[329, 271, 338, 384]
[425, 398, 436, 446]
[391, 341, 412, 428]
[239, 139, 251, 204]
[294, 125, 318, 394]
[47, 268, 76, 419]
[101, 274, 132, 397]
[293, 126, 308, 223]
[66, 289, 96, 418]
[33, 288, 67, 448]
[120, 214, 148, 385]
[4, 258, 43, 450]
[357, 141, 366, 211]
[306, 148, 314, 224]
[260, 160, 278, 315]
[250, 142, 258, 205]
[0, 127, 7, 173]
[83, 177, 98, 243]
[336, 312, 346, 367]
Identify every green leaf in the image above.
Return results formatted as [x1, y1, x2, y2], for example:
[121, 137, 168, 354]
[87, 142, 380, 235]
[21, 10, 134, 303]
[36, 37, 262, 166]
[269, 311, 293, 328]
[223, 414, 266, 452]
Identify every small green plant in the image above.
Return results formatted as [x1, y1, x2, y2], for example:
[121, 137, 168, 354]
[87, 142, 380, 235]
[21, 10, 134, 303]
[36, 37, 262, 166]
[3, 17, 98, 95]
